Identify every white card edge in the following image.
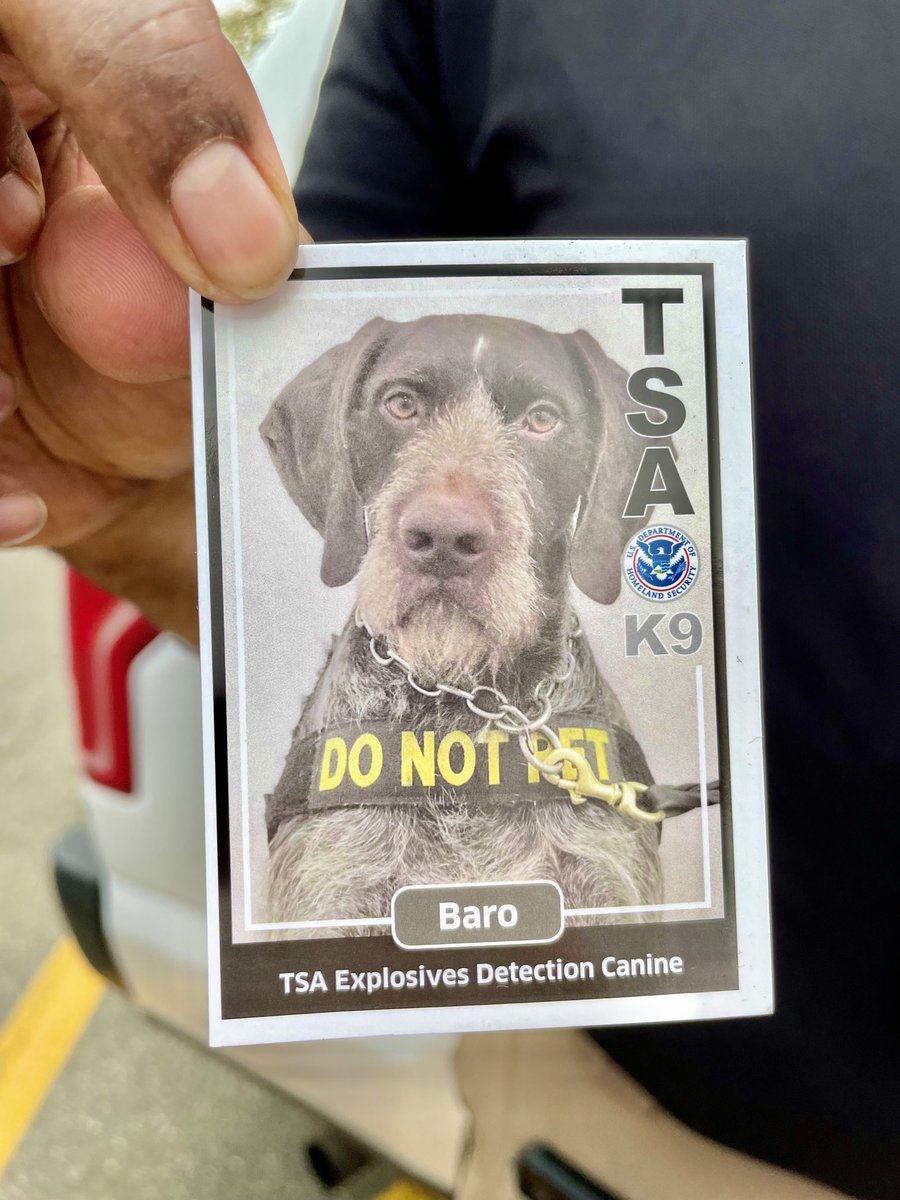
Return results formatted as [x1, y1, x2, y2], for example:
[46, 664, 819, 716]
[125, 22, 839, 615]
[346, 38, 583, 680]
[191, 240, 774, 1047]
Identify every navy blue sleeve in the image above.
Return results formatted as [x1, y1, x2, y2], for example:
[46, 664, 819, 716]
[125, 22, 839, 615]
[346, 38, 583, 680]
[295, 0, 469, 239]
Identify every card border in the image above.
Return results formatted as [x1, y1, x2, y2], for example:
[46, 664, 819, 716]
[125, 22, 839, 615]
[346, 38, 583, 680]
[192, 238, 771, 1046]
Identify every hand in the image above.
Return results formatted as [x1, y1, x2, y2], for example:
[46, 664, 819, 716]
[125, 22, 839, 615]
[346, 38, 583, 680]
[0, 0, 305, 639]
[454, 1030, 850, 1199]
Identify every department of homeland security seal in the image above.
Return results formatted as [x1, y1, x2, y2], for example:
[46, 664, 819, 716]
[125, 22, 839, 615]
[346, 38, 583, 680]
[623, 525, 699, 601]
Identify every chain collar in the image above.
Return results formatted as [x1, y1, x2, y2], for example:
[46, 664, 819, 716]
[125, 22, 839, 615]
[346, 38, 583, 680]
[356, 608, 580, 772]
[354, 611, 664, 824]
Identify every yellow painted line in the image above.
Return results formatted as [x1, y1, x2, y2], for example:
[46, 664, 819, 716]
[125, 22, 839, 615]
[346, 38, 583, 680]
[0, 938, 106, 1174]
[375, 1182, 443, 1200]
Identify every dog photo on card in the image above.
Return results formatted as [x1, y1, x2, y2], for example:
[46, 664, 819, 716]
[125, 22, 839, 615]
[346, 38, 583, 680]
[193, 240, 771, 1046]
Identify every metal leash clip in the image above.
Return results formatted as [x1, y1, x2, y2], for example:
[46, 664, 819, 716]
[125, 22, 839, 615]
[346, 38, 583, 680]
[518, 727, 664, 825]
[540, 747, 664, 825]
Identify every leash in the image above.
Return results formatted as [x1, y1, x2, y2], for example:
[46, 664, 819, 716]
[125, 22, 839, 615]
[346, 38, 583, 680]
[356, 611, 667, 825]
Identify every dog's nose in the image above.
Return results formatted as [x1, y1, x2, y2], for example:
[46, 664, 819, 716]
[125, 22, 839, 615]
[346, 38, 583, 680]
[399, 489, 494, 577]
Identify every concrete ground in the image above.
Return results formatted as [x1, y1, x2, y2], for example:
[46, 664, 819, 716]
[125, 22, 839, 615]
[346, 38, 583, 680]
[0, 549, 394, 1200]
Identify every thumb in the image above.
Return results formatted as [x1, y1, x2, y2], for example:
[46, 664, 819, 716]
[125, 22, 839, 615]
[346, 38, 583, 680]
[2, 0, 304, 302]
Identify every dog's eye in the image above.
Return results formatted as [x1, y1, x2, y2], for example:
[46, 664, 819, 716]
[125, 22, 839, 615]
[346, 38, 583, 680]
[383, 392, 419, 421]
[524, 404, 561, 435]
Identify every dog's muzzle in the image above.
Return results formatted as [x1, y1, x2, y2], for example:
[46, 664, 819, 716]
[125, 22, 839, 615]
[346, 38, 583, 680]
[355, 386, 544, 673]
[397, 482, 495, 580]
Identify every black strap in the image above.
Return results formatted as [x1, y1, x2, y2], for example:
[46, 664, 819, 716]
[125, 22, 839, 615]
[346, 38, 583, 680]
[640, 779, 720, 817]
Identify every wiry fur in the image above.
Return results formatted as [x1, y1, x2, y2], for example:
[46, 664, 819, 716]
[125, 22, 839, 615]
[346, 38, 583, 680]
[268, 616, 662, 936]
[357, 382, 544, 678]
[266, 333, 663, 935]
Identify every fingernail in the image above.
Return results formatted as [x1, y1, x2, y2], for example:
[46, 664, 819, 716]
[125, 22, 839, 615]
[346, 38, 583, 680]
[0, 490, 47, 546]
[0, 173, 44, 264]
[0, 369, 16, 422]
[171, 140, 297, 298]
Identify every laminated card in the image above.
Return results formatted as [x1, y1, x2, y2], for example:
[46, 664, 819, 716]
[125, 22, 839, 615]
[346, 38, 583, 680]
[191, 239, 771, 1045]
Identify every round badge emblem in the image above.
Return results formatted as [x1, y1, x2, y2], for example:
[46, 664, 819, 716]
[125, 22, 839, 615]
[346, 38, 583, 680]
[623, 525, 699, 601]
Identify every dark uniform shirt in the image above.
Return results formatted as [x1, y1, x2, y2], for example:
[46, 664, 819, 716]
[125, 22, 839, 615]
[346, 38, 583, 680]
[294, 4, 900, 1196]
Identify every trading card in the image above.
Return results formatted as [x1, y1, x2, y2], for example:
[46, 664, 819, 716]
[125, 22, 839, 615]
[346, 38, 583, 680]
[191, 239, 772, 1046]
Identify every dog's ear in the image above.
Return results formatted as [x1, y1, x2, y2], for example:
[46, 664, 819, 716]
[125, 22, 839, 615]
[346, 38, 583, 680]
[260, 318, 393, 587]
[565, 329, 669, 605]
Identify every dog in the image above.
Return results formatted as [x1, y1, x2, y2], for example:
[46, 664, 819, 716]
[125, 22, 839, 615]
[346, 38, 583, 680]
[260, 314, 666, 934]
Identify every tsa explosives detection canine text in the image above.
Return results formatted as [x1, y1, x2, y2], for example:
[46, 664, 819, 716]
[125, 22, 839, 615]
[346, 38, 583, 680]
[277, 953, 686, 996]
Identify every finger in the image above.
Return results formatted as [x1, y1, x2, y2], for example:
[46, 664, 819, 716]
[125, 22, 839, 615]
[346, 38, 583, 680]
[0, 79, 44, 263]
[32, 185, 189, 383]
[0, 376, 47, 547]
[0, 474, 47, 545]
[4, 272, 192, 479]
[1, 0, 303, 302]
[0, 414, 135, 547]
